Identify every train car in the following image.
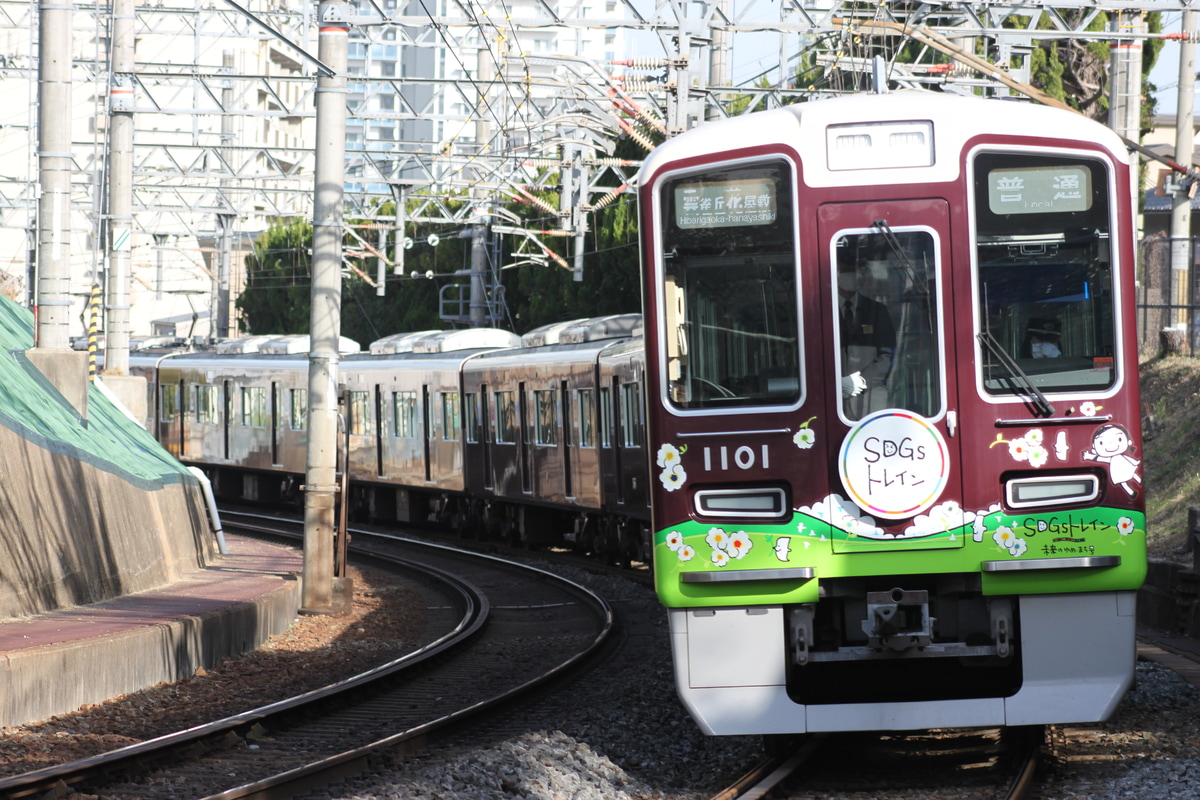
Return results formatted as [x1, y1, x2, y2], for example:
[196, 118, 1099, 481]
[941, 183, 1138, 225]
[638, 92, 1146, 734]
[340, 328, 520, 524]
[459, 314, 642, 548]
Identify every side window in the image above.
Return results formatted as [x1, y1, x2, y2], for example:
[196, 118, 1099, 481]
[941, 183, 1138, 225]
[495, 390, 516, 444]
[348, 390, 373, 436]
[620, 382, 643, 447]
[534, 389, 557, 446]
[161, 383, 179, 422]
[241, 387, 268, 427]
[578, 388, 595, 448]
[599, 386, 613, 448]
[392, 390, 417, 437]
[441, 391, 461, 441]
[290, 388, 308, 430]
[196, 384, 220, 425]
[464, 392, 479, 443]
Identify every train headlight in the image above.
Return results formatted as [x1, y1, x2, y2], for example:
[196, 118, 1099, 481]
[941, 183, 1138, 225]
[1004, 473, 1100, 509]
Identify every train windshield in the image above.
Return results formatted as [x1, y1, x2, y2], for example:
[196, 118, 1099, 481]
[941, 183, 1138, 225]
[974, 153, 1117, 396]
[834, 226, 941, 420]
[658, 160, 800, 409]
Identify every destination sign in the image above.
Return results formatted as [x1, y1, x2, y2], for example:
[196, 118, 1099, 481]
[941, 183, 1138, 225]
[674, 178, 777, 229]
[988, 165, 1092, 215]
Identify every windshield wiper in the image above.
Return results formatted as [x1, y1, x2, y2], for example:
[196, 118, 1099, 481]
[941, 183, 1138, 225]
[976, 331, 1055, 417]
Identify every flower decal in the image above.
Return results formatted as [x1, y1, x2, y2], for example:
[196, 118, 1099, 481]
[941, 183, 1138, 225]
[994, 429, 1049, 469]
[656, 443, 688, 492]
[705, 526, 754, 566]
[1080, 401, 1100, 417]
[793, 416, 818, 450]
[660, 465, 687, 491]
[678, 545, 695, 562]
[727, 531, 754, 559]
[665, 530, 684, 550]
[1118, 517, 1135, 536]
[993, 526, 1027, 557]
[656, 443, 681, 468]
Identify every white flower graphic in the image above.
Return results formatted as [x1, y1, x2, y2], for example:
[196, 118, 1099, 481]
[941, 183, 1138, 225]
[1025, 428, 1044, 446]
[993, 526, 1017, 549]
[727, 531, 753, 559]
[659, 463, 687, 492]
[1009, 537, 1028, 557]
[1008, 439, 1029, 461]
[1118, 517, 1135, 536]
[1080, 401, 1098, 417]
[793, 428, 816, 450]
[665, 530, 684, 551]
[711, 549, 730, 567]
[1027, 446, 1049, 468]
[656, 443, 681, 468]
[706, 527, 730, 551]
[678, 545, 695, 562]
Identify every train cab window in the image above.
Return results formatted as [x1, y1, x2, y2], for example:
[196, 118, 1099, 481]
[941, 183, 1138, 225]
[392, 390, 417, 437]
[195, 384, 220, 425]
[578, 389, 596, 448]
[534, 389, 557, 446]
[290, 388, 308, 430]
[833, 228, 942, 420]
[495, 390, 517, 444]
[621, 382, 644, 447]
[441, 391, 461, 441]
[599, 387, 613, 447]
[974, 153, 1117, 396]
[348, 390, 373, 436]
[464, 392, 480, 443]
[658, 159, 801, 410]
[161, 383, 180, 422]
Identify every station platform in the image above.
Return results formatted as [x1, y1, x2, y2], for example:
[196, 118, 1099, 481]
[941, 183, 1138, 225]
[0, 534, 302, 728]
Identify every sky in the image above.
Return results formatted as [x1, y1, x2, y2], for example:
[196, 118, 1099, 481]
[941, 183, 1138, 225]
[1150, 10, 1187, 117]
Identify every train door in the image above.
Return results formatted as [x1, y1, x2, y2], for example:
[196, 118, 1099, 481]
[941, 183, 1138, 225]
[422, 385, 432, 483]
[561, 379, 573, 499]
[270, 381, 281, 466]
[817, 199, 964, 548]
[480, 382, 493, 490]
[519, 381, 531, 494]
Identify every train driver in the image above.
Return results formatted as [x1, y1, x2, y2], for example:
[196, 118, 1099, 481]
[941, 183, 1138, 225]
[837, 252, 896, 418]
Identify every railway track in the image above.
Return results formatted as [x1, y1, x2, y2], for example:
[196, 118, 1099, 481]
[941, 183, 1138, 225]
[0, 514, 614, 800]
[710, 726, 1046, 800]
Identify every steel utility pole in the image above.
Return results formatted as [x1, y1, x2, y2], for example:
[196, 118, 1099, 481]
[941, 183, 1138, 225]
[302, 0, 349, 614]
[1172, 10, 1197, 340]
[105, 0, 135, 375]
[36, 0, 73, 352]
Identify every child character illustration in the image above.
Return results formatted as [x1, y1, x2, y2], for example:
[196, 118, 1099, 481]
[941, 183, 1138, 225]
[1082, 423, 1141, 497]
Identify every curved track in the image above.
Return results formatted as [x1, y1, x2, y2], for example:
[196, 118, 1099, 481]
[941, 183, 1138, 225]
[0, 514, 614, 800]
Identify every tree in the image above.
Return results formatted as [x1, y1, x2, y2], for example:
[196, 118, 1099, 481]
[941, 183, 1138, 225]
[236, 218, 314, 335]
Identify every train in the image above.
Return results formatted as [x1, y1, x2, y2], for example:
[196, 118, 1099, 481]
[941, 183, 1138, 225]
[637, 91, 1145, 735]
[134, 90, 1145, 738]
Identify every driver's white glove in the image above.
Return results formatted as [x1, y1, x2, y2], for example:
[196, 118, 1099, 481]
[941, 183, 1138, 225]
[841, 372, 867, 397]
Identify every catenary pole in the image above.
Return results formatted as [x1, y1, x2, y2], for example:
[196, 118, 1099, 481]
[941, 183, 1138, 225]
[36, 0, 73, 350]
[302, 0, 349, 613]
[1171, 11, 1196, 336]
[104, 0, 134, 374]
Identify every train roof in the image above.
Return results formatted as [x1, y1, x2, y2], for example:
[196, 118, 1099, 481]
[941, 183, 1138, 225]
[369, 328, 521, 354]
[639, 91, 1130, 191]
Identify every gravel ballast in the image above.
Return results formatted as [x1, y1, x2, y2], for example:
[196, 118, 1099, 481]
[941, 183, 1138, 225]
[3, 559, 1199, 800]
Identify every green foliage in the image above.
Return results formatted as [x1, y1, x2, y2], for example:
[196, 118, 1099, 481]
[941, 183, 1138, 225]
[238, 140, 644, 343]
[236, 218, 314, 335]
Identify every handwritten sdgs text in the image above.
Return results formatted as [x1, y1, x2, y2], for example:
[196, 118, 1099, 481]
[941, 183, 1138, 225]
[839, 410, 950, 520]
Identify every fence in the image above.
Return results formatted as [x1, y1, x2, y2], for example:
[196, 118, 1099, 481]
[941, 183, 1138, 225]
[1137, 235, 1200, 358]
